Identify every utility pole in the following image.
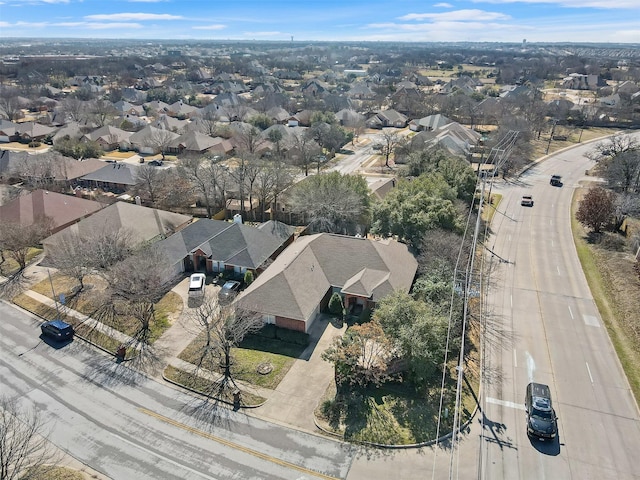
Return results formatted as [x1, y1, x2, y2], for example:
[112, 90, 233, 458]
[546, 119, 558, 155]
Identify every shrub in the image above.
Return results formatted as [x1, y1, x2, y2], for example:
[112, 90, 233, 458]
[276, 327, 310, 346]
[244, 270, 254, 286]
[28, 141, 41, 148]
[255, 323, 278, 339]
[600, 232, 626, 252]
[328, 292, 344, 315]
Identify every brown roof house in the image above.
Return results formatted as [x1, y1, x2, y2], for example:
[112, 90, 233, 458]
[0, 189, 104, 234]
[42, 201, 191, 259]
[236, 233, 417, 332]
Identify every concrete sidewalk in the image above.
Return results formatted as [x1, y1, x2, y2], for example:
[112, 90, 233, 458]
[249, 314, 347, 432]
[17, 261, 347, 435]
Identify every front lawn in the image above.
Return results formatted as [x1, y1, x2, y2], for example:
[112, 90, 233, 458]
[316, 370, 475, 445]
[178, 332, 306, 391]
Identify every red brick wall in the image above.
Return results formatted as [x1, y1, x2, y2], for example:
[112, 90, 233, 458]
[275, 316, 306, 332]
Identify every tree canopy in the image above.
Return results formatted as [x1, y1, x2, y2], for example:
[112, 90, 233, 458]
[373, 291, 449, 389]
[370, 173, 462, 247]
[289, 171, 370, 234]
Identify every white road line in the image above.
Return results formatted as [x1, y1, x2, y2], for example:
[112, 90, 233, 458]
[557, 265, 561, 275]
[568, 305, 574, 319]
[551, 239, 554, 248]
[486, 397, 525, 411]
[510, 294, 513, 308]
[513, 349, 517, 368]
[586, 362, 594, 383]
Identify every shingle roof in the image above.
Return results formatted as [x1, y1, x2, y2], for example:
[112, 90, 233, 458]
[79, 162, 138, 185]
[156, 218, 286, 270]
[237, 233, 417, 323]
[43, 201, 191, 248]
[0, 189, 104, 230]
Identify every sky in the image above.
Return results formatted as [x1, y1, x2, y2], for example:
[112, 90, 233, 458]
[0, 0, 639, 44]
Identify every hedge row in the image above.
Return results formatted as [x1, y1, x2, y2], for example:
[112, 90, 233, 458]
[254, 324, 310, 346]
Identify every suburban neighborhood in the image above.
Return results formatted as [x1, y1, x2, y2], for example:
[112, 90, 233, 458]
[1, 36, 640, 480]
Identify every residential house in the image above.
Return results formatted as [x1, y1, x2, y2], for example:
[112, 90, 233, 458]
[409, 114, 452, 132]
[113, 101, 145, 117]
[155, 217, 292, 277]
[236, 233, 418, 332]
[78, 162, 138, 193]
[0, 189, 104, 234]
[42, 201, 192, 259]
[168, 131, 233, 156]
[0, 120, 19, 142]
[127, 125, 180, 155]
[411, 121, 481, 157]
[82, 125, 132, 151]
[15, 122, 57, 143]
[366, 109, 408, 129]
[561, 73, 600, 91]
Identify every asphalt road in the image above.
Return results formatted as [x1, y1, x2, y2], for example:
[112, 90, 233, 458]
[478, 134, 640, 479]
[0, 301, 355, 480]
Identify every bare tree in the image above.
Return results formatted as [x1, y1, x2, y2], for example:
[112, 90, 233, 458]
[107, 248, 177, 346]
[146, 128, 177, 161]
[46, 227, 132, 292]
[234, 125, 265, 155]
[189, 293, 263, 396]
[134, 164, 163, 205]
[59, 97, 87, 124]
[0, 88, 23, 121]
[88, 99, 117, 127]
[588, 133, 639, 163]
[292, 130, 321, 176]
[0, 396, 57, 480]
[379, 128, 402, 168]
[177, 155, 228, 218]
[0, 219, 53, 273]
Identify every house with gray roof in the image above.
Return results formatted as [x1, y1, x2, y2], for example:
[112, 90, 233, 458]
[79, 162, 138, 193]
[42, 201, 191, 259]
[155, 217, 292, 277]
[82, 125, 132, 151]
[366, 109, 408, 129]
[409, 114, 452, 132]
[236, 233, 417, 332]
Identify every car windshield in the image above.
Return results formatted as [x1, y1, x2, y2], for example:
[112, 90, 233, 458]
[531, 408, 553, 420]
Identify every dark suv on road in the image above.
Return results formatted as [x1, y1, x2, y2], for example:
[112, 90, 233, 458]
[41, 319, 74, 341]
[525, 382, 558, 440]
[550, 175, 563, 187]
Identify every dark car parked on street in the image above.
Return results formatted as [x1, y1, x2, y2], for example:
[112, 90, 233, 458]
[525, 382, 558, 441]
[40, 319, 74, 342]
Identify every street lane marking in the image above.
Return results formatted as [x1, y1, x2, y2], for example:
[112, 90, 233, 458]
[139, 408, 340, 480]
[556, 265, 561, 275]
[583, 314, 600, 327]
[568, 305, 574, 320]
[486, 397, 525, 411]
[513, 349, 517, 368]
[586, 362, 594, 383]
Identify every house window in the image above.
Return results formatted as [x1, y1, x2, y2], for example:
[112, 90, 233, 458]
[264, 315, 275, 325]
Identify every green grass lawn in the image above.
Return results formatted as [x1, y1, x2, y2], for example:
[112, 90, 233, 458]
[178, 332, 306, 391]
[316, 375, 474, 445]
[164, 365, 266, 406]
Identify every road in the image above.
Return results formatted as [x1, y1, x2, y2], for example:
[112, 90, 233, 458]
[478, 134, 640, 479]
[0, 301, 355, 480]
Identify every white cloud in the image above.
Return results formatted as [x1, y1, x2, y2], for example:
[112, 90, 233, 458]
[471, 0, 639, 8]
[84, 13, 182, 21]
[434, 2, 453, 7]
[85, 22, 144, 30]
[399, 9, 511, 21]
[192, 24, 226, 31]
